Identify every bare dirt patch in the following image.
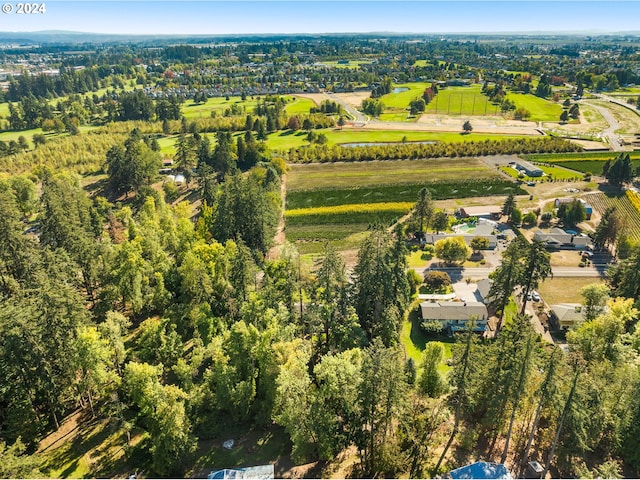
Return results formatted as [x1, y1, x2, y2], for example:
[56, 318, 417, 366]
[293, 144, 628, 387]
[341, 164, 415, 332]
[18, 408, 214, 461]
[291, 93, 327, 107]
[333, 91, 371, 109]
[414, 114, 541, 135]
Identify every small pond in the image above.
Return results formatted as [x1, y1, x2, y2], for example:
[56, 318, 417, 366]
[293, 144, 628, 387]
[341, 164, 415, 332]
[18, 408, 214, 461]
[392, 87, 409, 93]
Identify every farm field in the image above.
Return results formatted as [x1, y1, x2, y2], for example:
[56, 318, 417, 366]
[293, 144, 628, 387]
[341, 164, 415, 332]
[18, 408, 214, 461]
[287, 158, 502, 191]
[285, 159, 524, 254]
[586, 191, 640, 242]
[526, 152, 640, 175]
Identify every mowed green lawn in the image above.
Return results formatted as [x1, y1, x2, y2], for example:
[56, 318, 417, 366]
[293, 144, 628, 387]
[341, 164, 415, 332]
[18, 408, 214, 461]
[285, 96, 317, 114]
[181, 96, 259, 119]
[423, 84, 495, 116]
[378, 82, 432, 109]
[505, 92, 563, 122]
[267, 128, 524, 150]
[287, 158, 501, 191]
[181, 95, 314, 119]
[155, 128, 526, 156]
[320, 60, 373, 69]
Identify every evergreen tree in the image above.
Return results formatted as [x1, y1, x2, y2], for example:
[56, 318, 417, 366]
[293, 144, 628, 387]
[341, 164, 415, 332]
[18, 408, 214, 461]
[519, 240, 552, 314]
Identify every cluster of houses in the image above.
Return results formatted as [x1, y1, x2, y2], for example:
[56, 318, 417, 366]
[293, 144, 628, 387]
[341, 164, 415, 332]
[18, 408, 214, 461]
[418, 197, 597, 334]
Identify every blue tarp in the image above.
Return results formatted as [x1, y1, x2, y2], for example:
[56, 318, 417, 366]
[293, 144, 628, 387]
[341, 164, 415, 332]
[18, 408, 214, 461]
[449, 461, 512, 479]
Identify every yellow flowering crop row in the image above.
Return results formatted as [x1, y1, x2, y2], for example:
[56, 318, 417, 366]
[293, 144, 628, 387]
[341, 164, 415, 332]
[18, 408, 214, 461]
[626, 190, 640, 214]
[286, 202, 414, 217]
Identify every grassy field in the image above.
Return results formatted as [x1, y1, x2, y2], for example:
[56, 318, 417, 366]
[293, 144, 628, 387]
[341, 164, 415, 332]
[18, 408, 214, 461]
[378, 82, 432, 109]
[154, 128, 526, 155]
[181, 96, 260, 119]
[269, 129, 524, 150]
[284, 96, 316, 114]
[505, 92, 563, 122]
[287, 179, 520, 209]
[412, 60, 434, 68]
[525, 152, 640, 176]
[181, 95, 313, 120]
[423, 85, 495, 116]
[537, 277, 606, 305]
[287, 158, 501, 191]
[525, 152, 640, 163]
[320, 60, 372, 69]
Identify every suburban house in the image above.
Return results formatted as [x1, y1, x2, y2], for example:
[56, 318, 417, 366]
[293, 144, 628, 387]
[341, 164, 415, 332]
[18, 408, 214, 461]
[420, 301, 489, 332]
[475, 278, 494, 304]
[551, 303, 586, 329]
[514, 160, 544, 177]
[458, 205, 503, 220]
[554, 197, 593, 220]
[533, 227, 593, 250]
[424, 233, 498, 249]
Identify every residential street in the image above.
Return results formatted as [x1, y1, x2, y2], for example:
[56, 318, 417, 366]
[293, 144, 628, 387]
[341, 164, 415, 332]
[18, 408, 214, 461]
[413, 264, 606, 279]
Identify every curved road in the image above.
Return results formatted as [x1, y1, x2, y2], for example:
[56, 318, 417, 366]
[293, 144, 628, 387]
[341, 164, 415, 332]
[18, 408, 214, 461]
[325, 91, 368, 125]
[579, 98, 626, 151]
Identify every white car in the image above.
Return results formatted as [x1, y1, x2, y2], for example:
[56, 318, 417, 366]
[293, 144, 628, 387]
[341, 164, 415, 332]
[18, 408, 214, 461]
[531, 291, 541, 302]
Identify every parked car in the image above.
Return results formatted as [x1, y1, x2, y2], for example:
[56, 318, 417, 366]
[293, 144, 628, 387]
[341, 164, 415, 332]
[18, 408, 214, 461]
[531, 291, 541, 302]
[582, 250, 594, 259]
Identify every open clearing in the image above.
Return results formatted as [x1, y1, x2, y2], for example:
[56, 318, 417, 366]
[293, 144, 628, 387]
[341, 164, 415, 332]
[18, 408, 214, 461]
[181, 95, 311, 119]
[155, 128, 528, 156]
[590, 99, 640, 135]
[287, 158, 502, 192]
[537, 277, 606, 305]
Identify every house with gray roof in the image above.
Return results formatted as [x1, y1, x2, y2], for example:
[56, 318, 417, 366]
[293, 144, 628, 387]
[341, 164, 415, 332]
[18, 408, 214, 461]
[533, 227, 593, 250]
[551, 303, 587, 329]
[420, 301, 488, 332]
[515, 160, 544, 177]
[424, 233, 498, 249]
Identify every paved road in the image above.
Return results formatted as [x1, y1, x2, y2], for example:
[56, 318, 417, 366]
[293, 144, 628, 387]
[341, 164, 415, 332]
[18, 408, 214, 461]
[325, 91, 368, 125]
[412, 264, 606, 279]
[579, 98, 626, 151]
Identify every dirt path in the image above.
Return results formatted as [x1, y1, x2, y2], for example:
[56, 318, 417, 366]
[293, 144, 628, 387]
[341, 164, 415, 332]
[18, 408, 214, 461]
[37, 409, 84, 454]
[267, 173, 287, 260]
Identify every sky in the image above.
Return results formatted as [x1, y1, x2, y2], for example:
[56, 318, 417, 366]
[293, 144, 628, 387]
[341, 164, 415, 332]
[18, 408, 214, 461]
[1, 1, 640, 35]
